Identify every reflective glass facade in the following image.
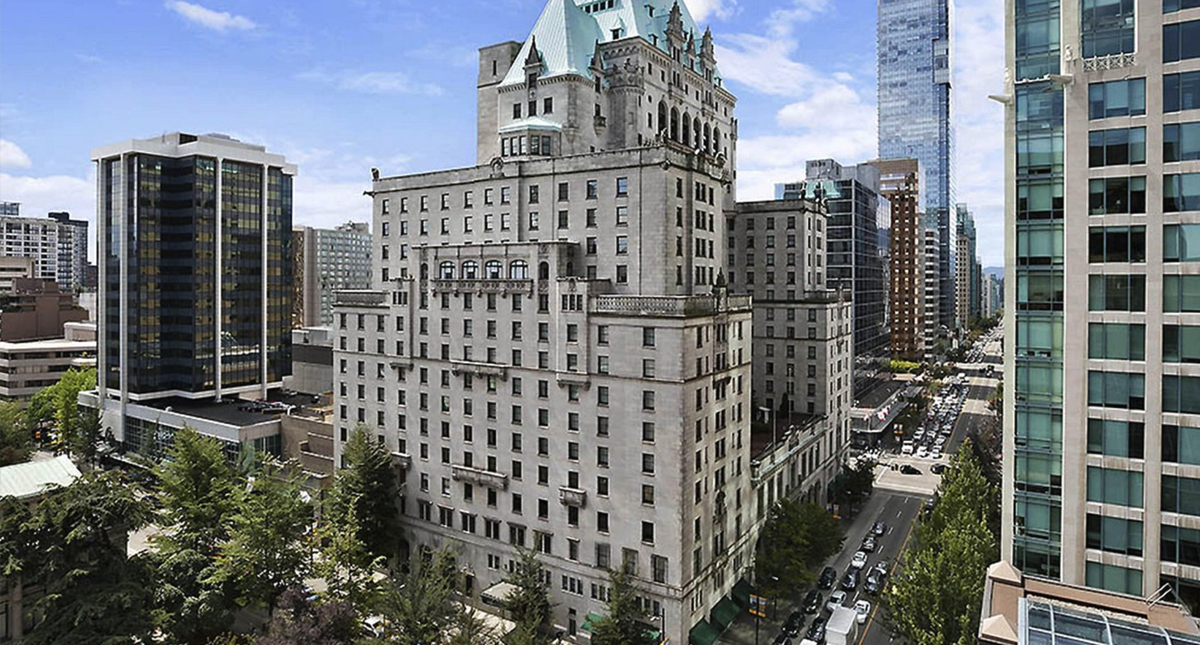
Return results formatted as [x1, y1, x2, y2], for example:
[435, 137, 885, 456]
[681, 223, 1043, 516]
[878, 0, 957, 330]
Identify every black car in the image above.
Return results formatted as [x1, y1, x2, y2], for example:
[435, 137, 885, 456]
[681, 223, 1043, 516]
[931, 463, 946, 474]
[818, 566, 837, 590]
[772, 634, 792, 645]
[806, 617, 828, 643]
[803, 589, 823, 614]
[783, 610, 806, 637]
[900, 464, 922, 475]
[841, 568, 859, 591]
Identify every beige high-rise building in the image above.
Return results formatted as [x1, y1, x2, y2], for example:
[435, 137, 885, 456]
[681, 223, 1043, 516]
[1003, 0, 1200, 610]
[327, 1, 827, 642]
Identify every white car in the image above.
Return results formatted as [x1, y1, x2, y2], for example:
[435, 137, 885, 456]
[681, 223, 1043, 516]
[901, 442, 914, 455]
[827, 590, 847, 613]
[855, 600, 872, 624]
[916, 446, 929, 459]
[851, 551, 869, 569]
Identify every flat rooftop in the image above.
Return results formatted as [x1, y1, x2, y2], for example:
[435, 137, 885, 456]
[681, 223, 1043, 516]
[142, 391, 320, 428]
[853, 378, 907, 410]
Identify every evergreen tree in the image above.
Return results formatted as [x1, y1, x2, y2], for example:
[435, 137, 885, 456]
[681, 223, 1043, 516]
[327, 425, 402, 561]
[503, 549, 554, 645]
[0, 400, 32, 466]
[589, 568, 652, 645]
[379, 549, 461, 645]
[314, 500, 386, 612]
[0, 471, 156, 645]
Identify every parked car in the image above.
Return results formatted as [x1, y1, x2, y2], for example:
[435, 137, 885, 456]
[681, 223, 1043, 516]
[851, 551, 868, 569]
[784, 610, 807, 637]
[818, 567, 837, 590]
[855, 600, 872, 624]
[900, 464, 922, 475]
[825, 590, 847, 613]
[803, 589, 823, 613]
[773, 633, 793, 645]
[931, 463, 946, 474]
[841, 568, 860, 591]
[901, 442, 914, 455]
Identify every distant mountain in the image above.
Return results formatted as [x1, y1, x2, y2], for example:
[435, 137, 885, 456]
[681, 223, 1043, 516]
[983, 266, 1004, 279]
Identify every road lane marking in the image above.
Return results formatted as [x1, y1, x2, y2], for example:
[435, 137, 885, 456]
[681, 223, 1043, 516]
[856, 498, 921, 645]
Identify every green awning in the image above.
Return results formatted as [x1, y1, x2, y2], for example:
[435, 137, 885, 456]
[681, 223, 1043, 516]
[711, 596, 740, 630]
[689, 619, 722, 645]
[581, 611, 604, 634]
[732, 579, 753, 608]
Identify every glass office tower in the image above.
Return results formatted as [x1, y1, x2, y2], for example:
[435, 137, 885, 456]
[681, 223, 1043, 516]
[1003, 0, 1200, 610]
[878, 0, 957, 332]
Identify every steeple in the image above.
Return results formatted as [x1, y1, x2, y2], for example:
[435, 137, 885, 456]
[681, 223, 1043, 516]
[666, 0, 685, 42]
[701, 26, 715, 63]
[524, 34, 543, 70]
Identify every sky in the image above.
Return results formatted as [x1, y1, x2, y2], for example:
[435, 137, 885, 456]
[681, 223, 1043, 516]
[0, 0, 1005, 267]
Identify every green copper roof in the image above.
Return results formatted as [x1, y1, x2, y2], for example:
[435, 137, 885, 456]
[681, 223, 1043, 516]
[501, 0, 718, 87]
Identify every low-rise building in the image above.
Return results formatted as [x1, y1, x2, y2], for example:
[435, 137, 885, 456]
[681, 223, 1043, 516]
[0, 258, 34, 293]
[0, 279, 88, 342]
[0, 322, 96, 399]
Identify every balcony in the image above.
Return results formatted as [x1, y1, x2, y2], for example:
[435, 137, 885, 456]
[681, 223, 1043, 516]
[590, 294, 752, 318]
[334, 290, 388, 308]
[451, 464, 509, 490]
[559, 487, 587, 507]
[555, 371, 590, 388]
[392, 451, 412, 470]
[450, 360, 508, 380]
[430, 278, 533, 297]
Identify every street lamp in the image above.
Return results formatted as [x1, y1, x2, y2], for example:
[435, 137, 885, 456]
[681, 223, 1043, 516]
[752, 575, 780, 645]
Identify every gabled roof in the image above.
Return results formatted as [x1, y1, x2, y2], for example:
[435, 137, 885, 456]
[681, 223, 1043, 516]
[0, 455, 81, 500]
[501, 0, 719, 87]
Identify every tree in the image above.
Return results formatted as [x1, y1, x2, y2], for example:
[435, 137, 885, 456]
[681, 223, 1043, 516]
[0, 400, 32, 466]
[503, 549, 553, 644]
[887, 448, 999, 645]
[28, 367, 96, 457]
[378, 549, 461, 645]
[313, 501, 386, 612]
[754, 500, 843, 599]
[833, 459, 876, 510]
[447, 602, 499, 645]
[589, 568, 652, 645]
[327, 425, 402, 561]
[987, 382, 1003, 414]
[149, 427, 243, 644]
[0, 471, 157, 645]
[210, 465, 314, 613]
[256, 586, 361, 645]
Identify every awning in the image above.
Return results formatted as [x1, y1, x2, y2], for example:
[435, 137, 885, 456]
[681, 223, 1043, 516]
[689, 619, 722, 645]
[581, 611, 604, 634]
[481, 581, 518, 608]
[711, 596, 740, 630]
[732, 579, 753, 609]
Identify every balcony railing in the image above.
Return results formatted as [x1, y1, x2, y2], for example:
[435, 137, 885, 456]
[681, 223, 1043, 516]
[590, 294, 751, 318]
[1082, 53, 1135, 71]
[450, 360, 508, 379]
[451, 464, 509, 490]
[559, 487, 587, 507]
[334, 290, 388, 308]
[430, 278, 533, 296]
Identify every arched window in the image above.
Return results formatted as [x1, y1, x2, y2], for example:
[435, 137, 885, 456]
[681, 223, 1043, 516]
[485, 260, 503, 279]
[420, 263, 429, 279]
[510, 260, 530, 279]
[539, 261, 550, 280]
[658, 101, 667, 135]
[462, 260, 479, 279]
[703, 123, 711, 153]
[692, 118, 701, 148]
[713, 127, 722, 155]
[670, 108, 680, 141]
[439, 261, 455, 279]
[682, 113, 691, 146]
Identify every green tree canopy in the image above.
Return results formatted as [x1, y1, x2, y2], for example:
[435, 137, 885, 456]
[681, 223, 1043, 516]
[0, 400, 32, 466]
[327, 425, 402, 562]
[28, 367, 96, 458]
[589, 568, 652, 645]
[256, 586, 362, 645]
[503, 549, 554, 645]
[755, 499, 843, 599]
[379, 549, 461, 645]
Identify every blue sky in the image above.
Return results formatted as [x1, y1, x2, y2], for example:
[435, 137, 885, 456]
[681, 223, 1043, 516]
[0, 0, 1004, 266]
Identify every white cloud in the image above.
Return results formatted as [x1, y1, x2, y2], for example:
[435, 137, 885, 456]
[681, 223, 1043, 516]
[766, 0, 831, 38]
[683, 0, 737, 23]
[0, 172, 96, 260]
[0, 140, 32, 169]
[298, 68, 443, 97]
[165, 1, 256, 32]
[715, 35, 820, 98]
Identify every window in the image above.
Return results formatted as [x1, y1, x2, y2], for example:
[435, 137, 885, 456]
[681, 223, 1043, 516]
[1086, 563, 1142, 596]
[1164, 425, 1200, 465]
[1089, 128, 1146, 167]
[1081, 0, 1135, 58]
[1165, 325, 1200, 363]
[586, 180, 598, 199]
[543, 97, 554, 114]
[652, 555, 668, 583]
[1087, 419, 1144, 458]
[1165, 225, 1200, 262]
[513, 103, 521, 119]
[596, 543, 611, 568]
[1163, 474, 1200, 515]
[1164, 71, 1200, 113]
[1164, 375, 1200, 414]
[1160, 526, 1200, 569]
[616, 235, 628, 254]
[1088, 177, 1145, 214]
[1088, 274, 1145, 311]
[642, 328, 656, 347]
[642, 521, 655, 544]
[1088, 323, 1145, 360]
[1018, 270, 1064, 311]
[642, 453, 655, 474]
[1088, 226, 1145, 263]
[1164, 19, 1200, 63]
[1164, 275, 1200, 312]
[1165, 123, 1200, 162]
[616, 265, 627, 283]
[1086, 466, 1143, 508]
[1089, 78, 1145, 119]
[616, 206, 628, 225]
[1087, 370, 1145, 410]
[1086, 514, 1143, 557]
[616, 177, 628, 196]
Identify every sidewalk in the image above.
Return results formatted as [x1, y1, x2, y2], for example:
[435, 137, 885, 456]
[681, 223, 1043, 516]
[716, 493, 895, 645]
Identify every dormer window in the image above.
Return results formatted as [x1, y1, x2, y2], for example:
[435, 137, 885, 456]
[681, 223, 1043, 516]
[611, 28, 621, 39]
[528, 73, 538, 88]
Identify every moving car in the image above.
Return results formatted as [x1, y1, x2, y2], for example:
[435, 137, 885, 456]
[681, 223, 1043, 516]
[803, 589, 823, 613]
[784, 610, 807, 637]
[872, 521, 887, 536]
[900, 464, 922, 475]
[861, 535, 877, 553]
[931, 463, 946, 474]
[855, 600, 872, 625]
[818, 566, 837, 590]
[806, 617, 827, 643]
[864, 571, 883, 595]
[841, 568, 860, 591]
[901, 441, 914, 456]
[826, 590, 847, 613]
[773, 633, 793, 645]
[851, 551, 868, 569]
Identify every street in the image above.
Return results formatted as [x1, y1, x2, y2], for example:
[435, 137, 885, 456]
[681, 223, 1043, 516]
[719, 330, 1002, 645]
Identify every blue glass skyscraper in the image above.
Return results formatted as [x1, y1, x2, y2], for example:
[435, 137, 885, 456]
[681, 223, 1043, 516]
[877, 0, 957, 333]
